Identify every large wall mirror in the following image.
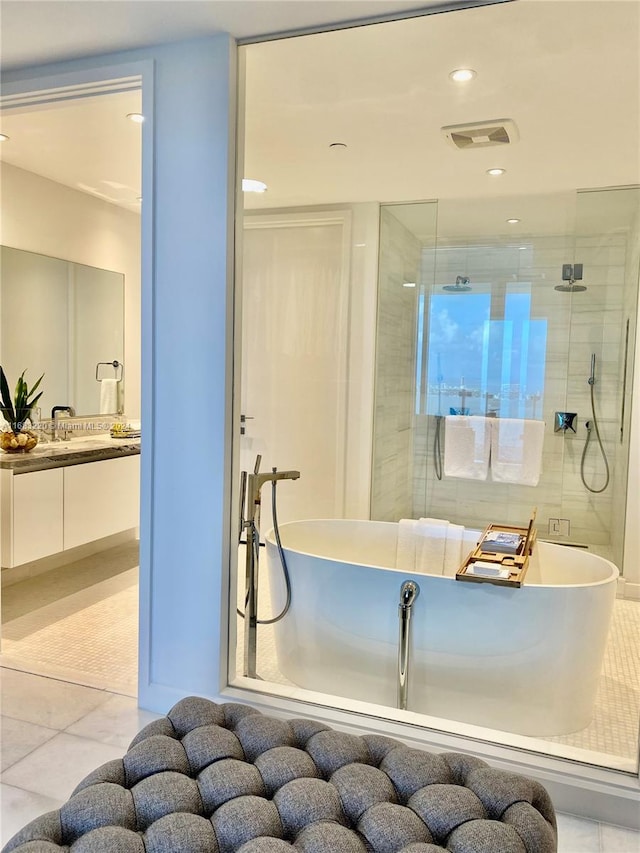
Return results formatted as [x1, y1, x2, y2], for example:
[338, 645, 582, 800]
[0, 245, 124, 418]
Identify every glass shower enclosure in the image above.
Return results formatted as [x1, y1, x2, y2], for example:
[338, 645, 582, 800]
[372, 187, 639, 573]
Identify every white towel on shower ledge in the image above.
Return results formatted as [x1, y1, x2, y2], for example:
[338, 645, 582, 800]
[443, 416, 491, 480]
[490, 418, 545, 486]
[443, 523, 465, 576]
[416, 518, 448, 575]
[396, 519, 418, 571]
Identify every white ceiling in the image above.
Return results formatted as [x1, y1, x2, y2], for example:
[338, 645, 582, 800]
[0, 0, 460, 70]
[1, 0, 639, 239]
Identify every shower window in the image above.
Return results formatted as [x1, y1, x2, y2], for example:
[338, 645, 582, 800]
[422, 283, 547, 419]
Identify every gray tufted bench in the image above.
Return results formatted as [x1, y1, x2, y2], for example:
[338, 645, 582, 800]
[3, 696, 557, 853]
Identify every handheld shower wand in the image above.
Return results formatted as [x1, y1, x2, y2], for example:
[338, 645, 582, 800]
[581, 354, 610, 493]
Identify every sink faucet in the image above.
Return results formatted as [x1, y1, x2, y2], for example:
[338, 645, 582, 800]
[51, 406, 75, 441]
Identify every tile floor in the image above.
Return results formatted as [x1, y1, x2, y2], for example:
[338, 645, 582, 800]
[1, 668, 639, 851]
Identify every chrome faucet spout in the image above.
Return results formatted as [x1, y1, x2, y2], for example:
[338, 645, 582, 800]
[51, 405, 75, 441]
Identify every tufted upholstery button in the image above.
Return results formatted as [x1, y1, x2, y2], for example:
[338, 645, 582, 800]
[447, 819, 527, 852]
[305, 730, 371, 778]
[211, 795, 283, 852]
[2, 697, 557, 853]
[60, 783, 136, 843]
[380, 747, 453, 801]
[167, 696, 227, 737]
[358, 801, 434, 851]
[123, 734, 190, 786]
[294, 821, 368, 852]
[236, 840, 293, 853]
[501, 801, 558, 853]
[287, 720, 330, 749]
[131, 770, 203, 830]
[273, 778, 346, 838]
[144, 812, 220, 853]
[330, 763, 397, 822]
[464, 768, 534, 819]
[199, 758, 266, 812]
[234, 716, 296, 763]
[183, 725, 245, 773]
[407, 783, 485, 842]
[69, 826, 144, 852]
[254, 747, 320, 796]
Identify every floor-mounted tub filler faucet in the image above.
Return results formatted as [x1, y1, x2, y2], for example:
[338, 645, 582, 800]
[240, 454, 300, 679]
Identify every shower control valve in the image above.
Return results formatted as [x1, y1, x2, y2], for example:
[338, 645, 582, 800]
[554, 412, 577, 433]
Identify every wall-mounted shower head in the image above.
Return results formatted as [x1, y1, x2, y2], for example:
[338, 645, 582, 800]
[443, 275, 472, 292]
[554, 283, 587, 292]
[555, 262, 586, 291]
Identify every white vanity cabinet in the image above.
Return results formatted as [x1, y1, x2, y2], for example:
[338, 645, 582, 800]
[1, 467, 64, 566]
[1, 452, 140, 569]
[64, 456, 139, 549]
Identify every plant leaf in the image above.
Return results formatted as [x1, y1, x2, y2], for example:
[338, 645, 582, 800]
[0, 367, 15, 423]
[27, 373, 44, 402]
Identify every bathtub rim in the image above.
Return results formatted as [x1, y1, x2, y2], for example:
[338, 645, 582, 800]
[265, 517, 620, 589]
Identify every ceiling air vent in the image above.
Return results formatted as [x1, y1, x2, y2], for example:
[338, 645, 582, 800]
[442, 118, 519, 150]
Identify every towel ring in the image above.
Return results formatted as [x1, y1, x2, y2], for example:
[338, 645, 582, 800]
[96, 360, 123, 382]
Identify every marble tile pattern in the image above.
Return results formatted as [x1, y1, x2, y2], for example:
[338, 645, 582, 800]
[371, 207, 424, 521]
[1, 667, 638, 851]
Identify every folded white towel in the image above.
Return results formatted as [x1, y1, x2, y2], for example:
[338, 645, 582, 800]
[396, 519, 418, 571]
[490, 418, 545, 486]
[416, 518, 449, 575]
[99, 378, 118, 414]
[443, 523, 465, 576]
[444, 416, 491, 480]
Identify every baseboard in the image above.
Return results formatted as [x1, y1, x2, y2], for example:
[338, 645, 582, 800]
[623, 581, 640, 600]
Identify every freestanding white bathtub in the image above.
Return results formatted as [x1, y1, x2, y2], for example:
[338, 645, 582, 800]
[264, 519, 619, 737]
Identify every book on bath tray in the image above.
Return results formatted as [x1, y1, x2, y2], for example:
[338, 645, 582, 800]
[479, 530, 524, 554]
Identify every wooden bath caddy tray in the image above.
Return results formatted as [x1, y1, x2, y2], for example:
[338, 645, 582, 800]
[456, 511, 537, 588]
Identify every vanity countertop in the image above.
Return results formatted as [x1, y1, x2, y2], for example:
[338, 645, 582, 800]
[0, 435, 140, 473]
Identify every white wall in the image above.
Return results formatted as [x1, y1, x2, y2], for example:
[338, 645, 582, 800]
[0, 162, 141, 418]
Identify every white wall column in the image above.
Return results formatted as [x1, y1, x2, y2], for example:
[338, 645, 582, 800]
[3, 35, 237, 711]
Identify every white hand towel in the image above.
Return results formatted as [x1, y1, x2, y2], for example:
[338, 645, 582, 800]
[490, 418, 545, 486]
[396, 519, 418, 571]
[443, 523, 465, 576]
[99, 378, 118, 414]
[416, 517, 449, 574]
[444, 416, 491, 480]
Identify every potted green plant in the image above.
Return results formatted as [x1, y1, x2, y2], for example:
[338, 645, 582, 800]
[0, 367, 44, 453]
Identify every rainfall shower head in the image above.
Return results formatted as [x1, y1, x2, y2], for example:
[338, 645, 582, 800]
[554, 283, 587, 292]
[443, 276, 472, 292]
[555, 262, 586, 292]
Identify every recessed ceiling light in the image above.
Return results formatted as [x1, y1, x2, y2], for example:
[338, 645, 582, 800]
[0, 134, 9, 142]
[518, 246, 528, 250]
[403, 281, 416, 288]
[329, 142, 347, 149]
[507, 218, 520, 224]
[242, 178, 267, 193]
[127, 113, 145, 123]
[449, 68, 476, 83]
[487, 168, 506, 176]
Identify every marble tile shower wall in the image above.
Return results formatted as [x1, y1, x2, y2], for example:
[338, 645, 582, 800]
[371, 208, 422, 521]
[412, 234, 635, 557]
